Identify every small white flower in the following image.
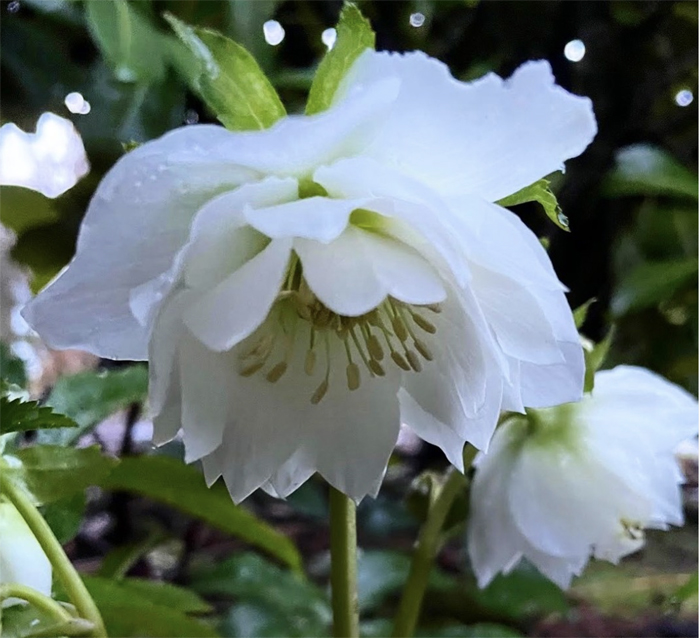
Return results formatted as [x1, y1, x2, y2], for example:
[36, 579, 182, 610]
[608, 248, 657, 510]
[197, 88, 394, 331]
[23, 52, 596, 502]
[0, 501, 52, 606]
[468, 365, 698, 589]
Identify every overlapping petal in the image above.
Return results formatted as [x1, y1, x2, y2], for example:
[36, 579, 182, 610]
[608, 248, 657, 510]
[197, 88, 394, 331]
[336, 51, 597, 202]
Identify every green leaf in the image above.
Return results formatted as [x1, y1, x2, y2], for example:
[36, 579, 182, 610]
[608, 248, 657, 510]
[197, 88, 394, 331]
[0, 187, 60, 236]
[101, 455, 303, 571]
[573, 298, 597, 329]
[80, 576, 218, 638]
[611, 258, 698, 316]
[191, 553, 331, 638]
[667, 571, 699, 611]
[41, 492, 86, 544]
[0, 605, 93, 638]
[165, 13, 286, 131]
[85, 0, 168, 83]
[0, 343, 27, 389]
[583, 328, 615, 392]
[602, 144, 698, 200]
[39, 366, 148, 445]
[305, 3, 375, 115]
[3, 445, 118, 505]
[0, 396, 77, 435]
[497, 179, 570, 231]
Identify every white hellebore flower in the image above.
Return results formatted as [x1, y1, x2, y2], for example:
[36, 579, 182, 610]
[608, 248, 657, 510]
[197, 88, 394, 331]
[0, 501, 52, 606]
[468, 365, 699, 589]
[23, 51, 596, 502]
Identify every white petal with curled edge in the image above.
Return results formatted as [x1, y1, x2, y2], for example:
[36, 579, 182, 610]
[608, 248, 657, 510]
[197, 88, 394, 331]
[22, 125, 259, 360]
[245, 196, 367, 244]
[295, 226, 446, 317]
[184, 238, 292, 352]
[337, 52, 597, 202]
[314, 157, 469, 286]
[0, 502, 52, 606]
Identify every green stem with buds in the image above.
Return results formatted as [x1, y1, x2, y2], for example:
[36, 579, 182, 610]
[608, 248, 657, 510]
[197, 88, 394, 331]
[392, 445, 478, 638]
[0, 475, 107, 638]
[329, 486, 359, 638]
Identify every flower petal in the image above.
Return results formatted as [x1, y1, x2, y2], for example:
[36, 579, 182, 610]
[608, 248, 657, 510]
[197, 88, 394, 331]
[22, 125, 259, 360]
[295, 226, 445, 317]
[337, 52, 596, 201]
[245, 196, 367, 244]
[184, 238, 292, 352]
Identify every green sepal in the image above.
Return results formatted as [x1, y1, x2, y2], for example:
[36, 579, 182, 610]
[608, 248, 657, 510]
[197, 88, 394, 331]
[582, 327, 615, 393]
[305, 2, 375, 115]
[164, 13, 286, 131]
[497, 179, 570, 231]
[573, 298, 597, 329]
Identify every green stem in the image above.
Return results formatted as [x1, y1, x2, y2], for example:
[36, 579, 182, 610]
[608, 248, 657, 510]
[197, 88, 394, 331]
[391, 446, 478, 638]
[329, 486, 359, 638]
[0, 476, 107, 637]
[0, 583, 73, 623]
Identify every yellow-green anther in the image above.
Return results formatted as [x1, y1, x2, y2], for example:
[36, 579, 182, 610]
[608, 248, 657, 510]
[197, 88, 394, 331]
[266, 361, 288, 383]
[411, 312, 437, 334]
[392, 317, 408, 342]
[311, 379, 329, 404]
[346, 363, 361, 391]
[240, 360, 267, 377]
[391, 351, 411, 371]
[425, 303, 442, 314]
[406, 350, 422, 372]
[367, 334, 384, 361]
[413, 339, 433, 361]
[369, 359, 385, 376]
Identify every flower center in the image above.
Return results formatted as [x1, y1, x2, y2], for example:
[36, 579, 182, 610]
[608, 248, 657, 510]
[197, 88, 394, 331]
[236, 258, 440, 404]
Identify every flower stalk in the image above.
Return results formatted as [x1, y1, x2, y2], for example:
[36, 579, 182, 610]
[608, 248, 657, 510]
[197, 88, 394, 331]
[392, 445, 478, 638]
[329, 486, 359, 638]
[0, 583, 73, 623]
[0, 475, 107, 638]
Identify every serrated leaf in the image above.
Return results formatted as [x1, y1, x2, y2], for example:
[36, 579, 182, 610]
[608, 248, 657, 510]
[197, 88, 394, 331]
[39, 366, 148, 445]
[85, 0, 168, 83]
[165, 13, 285, 131]
[0, 396, 77, 435]
[305, 3, 375, 115]
[3, 445, 118, 505]
[602, 144, 698, 201]
[573, 298, 597, 329]
[101, 455, 303, 572]
[497, 179, 570, 231]
[79, 576, 218, 638]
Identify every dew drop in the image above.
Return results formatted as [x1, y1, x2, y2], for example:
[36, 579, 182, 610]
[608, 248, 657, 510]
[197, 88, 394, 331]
[557, 211, 569, 228]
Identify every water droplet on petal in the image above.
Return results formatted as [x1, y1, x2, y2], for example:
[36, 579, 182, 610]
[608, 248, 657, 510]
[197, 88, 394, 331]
[557, 212, 569, 227]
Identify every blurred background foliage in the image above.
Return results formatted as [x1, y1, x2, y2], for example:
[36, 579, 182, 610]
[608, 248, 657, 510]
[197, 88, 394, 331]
[0, 1, 697, 637]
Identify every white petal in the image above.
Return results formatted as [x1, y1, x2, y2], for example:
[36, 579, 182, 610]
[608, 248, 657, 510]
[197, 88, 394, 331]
[209, 336, 402, 502]
[184, 177, 298, 289]
[0, 502, 52, 605]
[223, 77, 399, 177]
[516, 340, 584, 408]
[184, 238, 292, 352]
[467, 428, 524, 588]
[22, 125, 260, 360]
[314, 157, 469, 285]
[337, 51, 596, 201]
[471, 265, 563, 365]
[245, 196, 366, 243]
[295, 226, 445, 317]
[179, 332, 231, 462]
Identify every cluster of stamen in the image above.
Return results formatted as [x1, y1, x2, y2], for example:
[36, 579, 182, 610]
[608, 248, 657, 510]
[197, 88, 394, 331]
[237, 264, 441, 404]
